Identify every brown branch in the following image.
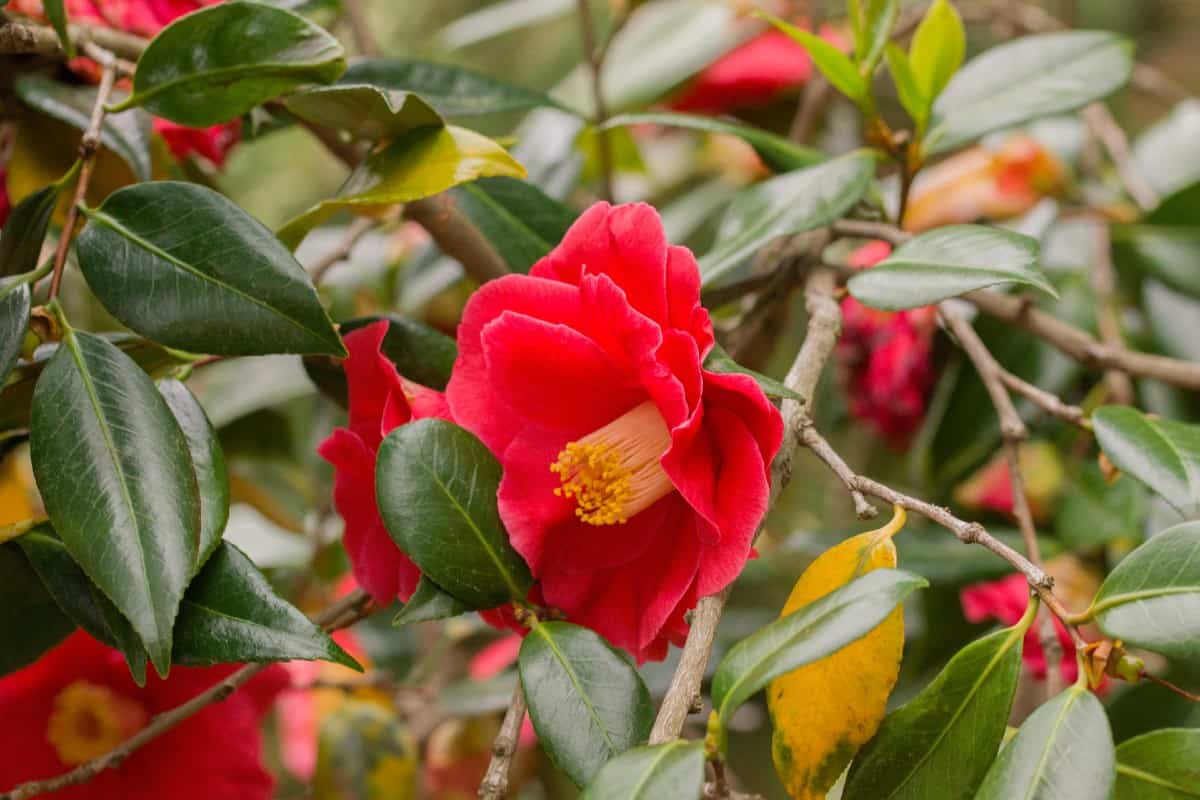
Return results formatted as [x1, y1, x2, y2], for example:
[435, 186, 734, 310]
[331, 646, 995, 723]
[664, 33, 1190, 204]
[577, 0, 614, 201]
[1082, 103, 1159, 212]
[0, 590, 374, 800]
[341, 0, 379, 56]
[48, 50, 117, 301]
[1088, 225, 1136, 405]
[307, 217, 377, 284]
[940, 306, 1028, 443]
[997, 370, 1088, 429]
[478, 683, 528, 800]
[0, 19, 147, 60]
[788, 76, 832, 143]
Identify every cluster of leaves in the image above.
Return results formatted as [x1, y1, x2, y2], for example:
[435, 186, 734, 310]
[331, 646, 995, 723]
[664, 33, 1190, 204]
[2, 0, 1200, 798]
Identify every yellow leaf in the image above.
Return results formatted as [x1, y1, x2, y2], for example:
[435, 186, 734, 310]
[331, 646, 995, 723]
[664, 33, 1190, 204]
[767, 506, 908, 800]
[0, 446, 38, 527]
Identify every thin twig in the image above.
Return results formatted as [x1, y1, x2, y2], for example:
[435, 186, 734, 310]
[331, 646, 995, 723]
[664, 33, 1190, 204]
[0, 19, 147, 60]
[939, 306, 1028, 443]
[0, 590, 373, 800]
[1142, 672, 1200, 704]
[788, 76, 832, 144]
[997, 370, 1088, 429]
[1082, 103, 1159, 212]
[341, 0, 379, 56]
[1088, 224, 1136, 405]
[577, 0, 614, 201]
[48, 50, 117, 301]
[478, 683, 528, 800]
[307, 217, 377, 284]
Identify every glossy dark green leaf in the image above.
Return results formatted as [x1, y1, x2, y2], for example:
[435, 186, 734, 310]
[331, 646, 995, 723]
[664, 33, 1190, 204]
[763, 14, 868, 105]
[17, 529, 148, 684]
[304, 315, 457, 409]
[283, 84, 442, 140]
[44, 0, 72, 56]
[14, 74, 153, 181]
[30, 329, 199, 676]
[0, 284, 30, 390]
[77, 181, 345, 357]
[341, 58, 564, 118]
[848, 225, 1054, 310]
[711, 570, 927, 729]
[449, 177, 577, 273]
[927, 31, 1133, 154]
[603, 112, 823, 173]
[0, 183, 58, 278]
[580, 741, 705, 800]
[159, 379, 229, 571]
[700, 150, 875, 287]
[1113, 183, 1200, 299]
[974, 685, 1115, 800]
[173, 542, 359, 668]
[116, 1, 346, 126]
[1092, 405, 1200, 516]
[376, 418, 532, 608]
[1054, 462, 1146, 551]
[1114, 729, 1200, 800]
[0, 542, 75, 677]
[844, 624, 1024, 799]
[277, 125, 526, 249]
[520, 621, 654, 787]
[393, 576, 468, 626]
[704, 341, 801, 401]
[1089, 520, 1200, 662]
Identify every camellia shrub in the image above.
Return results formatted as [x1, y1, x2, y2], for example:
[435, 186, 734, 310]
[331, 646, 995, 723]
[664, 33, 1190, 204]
[1, 0, 1198, 798]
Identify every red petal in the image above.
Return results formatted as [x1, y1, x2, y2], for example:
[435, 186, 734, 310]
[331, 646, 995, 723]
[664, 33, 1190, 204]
[343, 321, 412, 450]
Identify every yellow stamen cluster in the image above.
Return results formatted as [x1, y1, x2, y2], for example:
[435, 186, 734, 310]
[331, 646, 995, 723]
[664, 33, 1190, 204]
[46, 681, 148, 765]
[549, 401, 675, 527]
[551, 441, 634, 525]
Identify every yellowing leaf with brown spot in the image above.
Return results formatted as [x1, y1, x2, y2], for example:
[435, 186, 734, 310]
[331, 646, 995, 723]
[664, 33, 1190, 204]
[767, 507, 908, 800]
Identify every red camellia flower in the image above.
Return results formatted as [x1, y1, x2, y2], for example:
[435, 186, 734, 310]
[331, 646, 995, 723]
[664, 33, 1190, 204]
[837, 242, 937, 448]
[317, 321, 451, 606]
[446, 202, 784, 662]
[0, 631, 287, 799]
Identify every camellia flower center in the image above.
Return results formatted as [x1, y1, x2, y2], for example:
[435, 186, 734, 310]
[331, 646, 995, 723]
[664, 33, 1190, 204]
[551, 401, 674, 525]
[46, 681, 149, 765]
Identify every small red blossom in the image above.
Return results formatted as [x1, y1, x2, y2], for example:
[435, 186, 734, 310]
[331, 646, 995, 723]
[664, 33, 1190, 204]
[446, 202, 784, 662]
[837, 242, 937, 448]
[0, 631, 287, 799]
[153, 118, 242, 168]
[953, 441, 1064, 522]
[317, 321, 451, 606]
[671, 27, 846, 114]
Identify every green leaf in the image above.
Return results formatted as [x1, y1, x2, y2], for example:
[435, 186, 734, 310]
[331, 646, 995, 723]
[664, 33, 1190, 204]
[603, 112, 824, 173]
[856, 0, 900, 73]
[30, 329, 199, 676]
[43, 0, 72, 56]
[844, 624, 1024, 799]
[14, 74, 153, 182]
[974, 685, 1115, 800]
[173, 542, 359, 669]
[159, 379, 229, 572]
[77, 181, 345, 357]
[519, 621, 654, 787]
[0, 284, 29, 390]
[1053, 462, 1146, 551]
[580, 741, 705, 800]
[1133, 100, 1200, 198]
[927, 31, 1133, 154]
[711, 569, 927, 730]
[1089, 520, 1200, 662]
[303, 315, 457, 409]
[703, 341, 802, 401]
[17, 528, 148, 684]
[449, 177, 576, 273]
[1115, 729, 1200, 799]
[0, 542, 76, 677]
[376, 418, 532, 608]
[393, 576, 468, 626]
[700, 150, 875, 287]
[1113, 182, 1200, 299]
[847, 225, 1055, 310]
[908, 0, 965, 104]
[762, 14, 868, 106]
[116, 1, 346, 126]
[277, 125, 526, 249]
[0, 185, 58, 280]
[283, 84, 443, 141]
[340, 58, 564, 118]
[1092, 405, 1200, 516]
[885, 44, 928, 126]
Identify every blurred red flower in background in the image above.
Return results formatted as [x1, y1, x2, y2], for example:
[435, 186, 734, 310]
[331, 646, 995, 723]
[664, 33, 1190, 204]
[0, 632, 287, 799]
[446, 202, 783, 662]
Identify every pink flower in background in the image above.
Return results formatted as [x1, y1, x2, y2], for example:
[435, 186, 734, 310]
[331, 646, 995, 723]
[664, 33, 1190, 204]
[447, 201, 783, 662]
